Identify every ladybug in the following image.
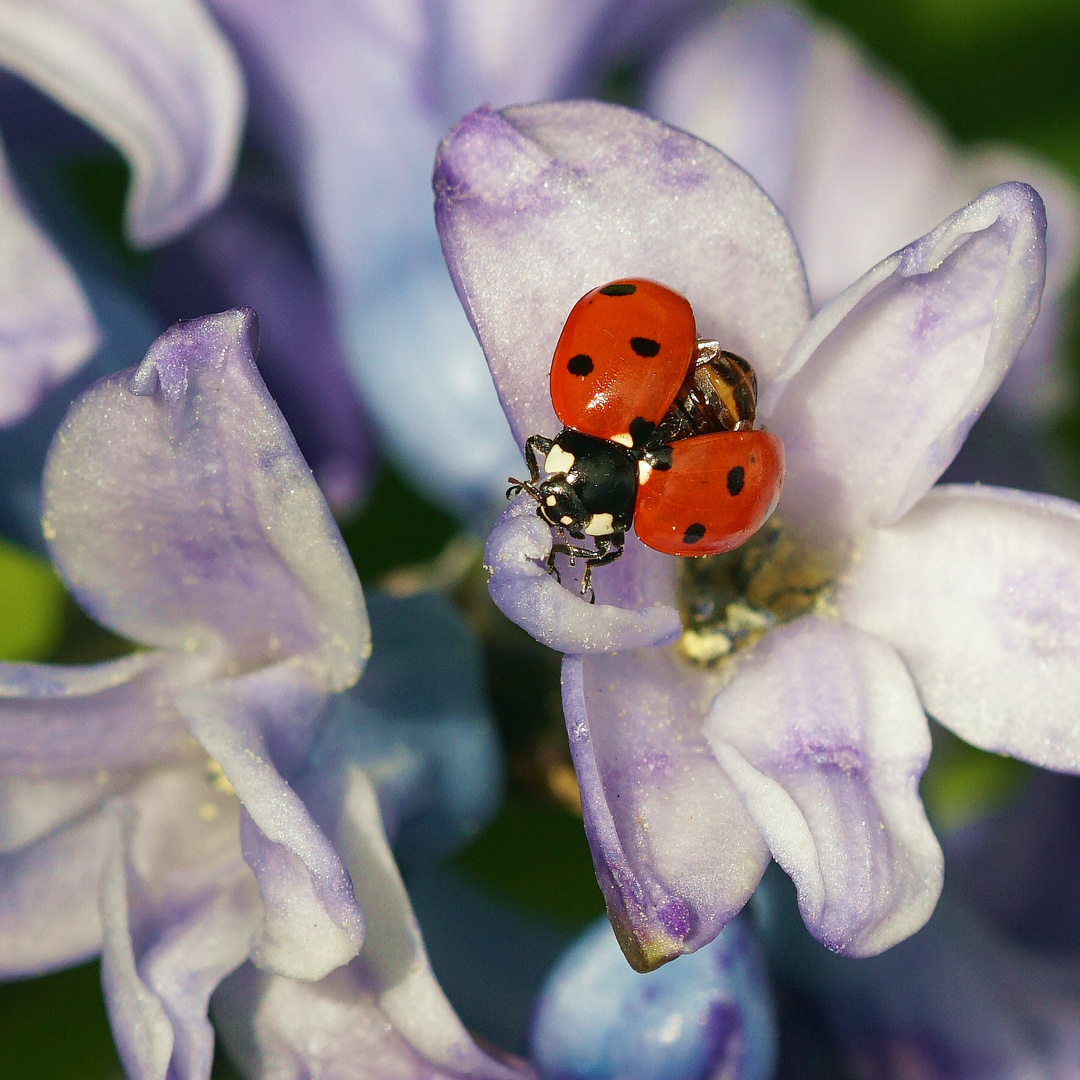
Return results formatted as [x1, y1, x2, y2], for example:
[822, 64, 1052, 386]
[508, 279, 784, 599]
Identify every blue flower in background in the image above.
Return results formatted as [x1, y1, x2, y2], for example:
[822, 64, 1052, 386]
[532, 915, 776, 1080]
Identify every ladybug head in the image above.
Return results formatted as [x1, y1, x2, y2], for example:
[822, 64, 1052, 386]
[535, 476, 589, 537]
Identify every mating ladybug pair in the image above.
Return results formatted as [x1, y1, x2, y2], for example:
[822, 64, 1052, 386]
[509, 279, 785, 599]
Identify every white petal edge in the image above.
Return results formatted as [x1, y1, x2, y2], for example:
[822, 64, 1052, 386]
[0, 0, 245, 245]
[837, 484, 1080, 771]
[767, 182, 1045, 541]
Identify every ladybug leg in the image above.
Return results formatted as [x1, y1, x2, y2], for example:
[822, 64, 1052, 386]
[507, 434, 554, 498]
[579, 532, 625, 603]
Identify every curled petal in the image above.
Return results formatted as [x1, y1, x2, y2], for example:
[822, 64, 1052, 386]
[0, 651, 203, 777]
[0, 809, 108, 976]
[704, 617, 942, 956]
[216, 766, 523, 1080]
[42, 310, 369, 685]
[485, 498, 681, 654]
[0, 140, 99, 426]
[769, 182, 1046, 541]
[564, 651, 770, 971]
[178, 667, 365, 981]
[435, 100, 810, 447]
[98, 773, 260, 1080]
[0, 0, 245, 245]
[837, 485, 1080, 772]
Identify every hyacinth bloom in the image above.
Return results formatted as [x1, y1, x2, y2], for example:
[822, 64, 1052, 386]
[434, 99, 1078, 972]
[0, 310, 515, 1080]
[0, 0, 244, 427]
[648, 0, 1080, 419]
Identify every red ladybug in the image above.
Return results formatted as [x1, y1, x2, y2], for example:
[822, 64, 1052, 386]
[508, 279, 785, 599]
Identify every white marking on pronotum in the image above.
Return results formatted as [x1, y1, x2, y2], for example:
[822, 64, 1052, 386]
[638, 460, 653, 484]
[585, 513, 615, 536]
[545, 445, 575, 475]
[610, 432, 633, 448]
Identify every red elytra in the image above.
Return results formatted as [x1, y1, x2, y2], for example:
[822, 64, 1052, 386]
[550, 278, 696, 442]
[633, 430, 785, 555]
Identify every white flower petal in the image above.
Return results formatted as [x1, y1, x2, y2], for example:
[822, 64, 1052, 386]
[0, 809, 108, 975]
[0, 0, 245, 245]
[837, 484, 1080, 771]
[215, 766, 521, 1080]
[705, 616, 942, 957]
[435, 100, 811, 448]
[564, 651, 770, 971]
[769, 182, 1046, 541]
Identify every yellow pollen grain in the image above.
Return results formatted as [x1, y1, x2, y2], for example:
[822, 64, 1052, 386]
[205, 759, 235, 795]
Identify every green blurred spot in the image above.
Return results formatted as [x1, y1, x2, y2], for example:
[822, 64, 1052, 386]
[454, 794, 606, 928]
[62, 154, 147, 276]
[338, 465, 459, 584]
[920, 722, 1031, 833]
[0, 539, 66, 661]
[0, 963, 121, 1080]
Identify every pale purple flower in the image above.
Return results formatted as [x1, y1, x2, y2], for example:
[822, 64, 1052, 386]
[434, 100, 1069, 971]
[202, 0, 710, 516]
[0, 310, 514, 1080]
[648, 1, 1080, 419]
[0, 0, 244, 426]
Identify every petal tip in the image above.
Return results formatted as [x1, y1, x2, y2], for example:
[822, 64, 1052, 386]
[130, 308, 259, 405]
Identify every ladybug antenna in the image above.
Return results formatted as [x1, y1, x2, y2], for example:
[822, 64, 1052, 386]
[506, 476, 540, 502]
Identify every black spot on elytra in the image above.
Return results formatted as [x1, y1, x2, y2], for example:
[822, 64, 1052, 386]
[683, 523, 706, 545]
[727, 466, 745, 496]
[629, 417, 656, 448]
[631, 337, 661, 358]
[600, 282, 637, 296]
[567, 354, 593, 376]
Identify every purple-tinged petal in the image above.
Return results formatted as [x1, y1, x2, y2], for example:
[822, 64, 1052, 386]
[563, 650, 770, 971]
[0, 809, 108, 976]
[0, 139, 99, 426]
[216, 766, 524, 1080]
[704, 616, 942, 957]
[435, 100, 810, 448]
[967, 147, 1080, 418]
[0, 0, 245, 246]
[836, 484, 1080, 772]
[178, 666, 365, 981]
[42, 310, 369, 685]
[647, 2, 812, 214]
[152, 185, 375, 512]
[485, 498, 680, 654]
[0, 773, 124, 853]
[97, 769, 259, 1080]
[769, 182, 1046, 542]
[0, 652, 204, 777]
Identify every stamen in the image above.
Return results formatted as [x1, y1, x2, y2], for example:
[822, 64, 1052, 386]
[676, 521, 844, 666]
